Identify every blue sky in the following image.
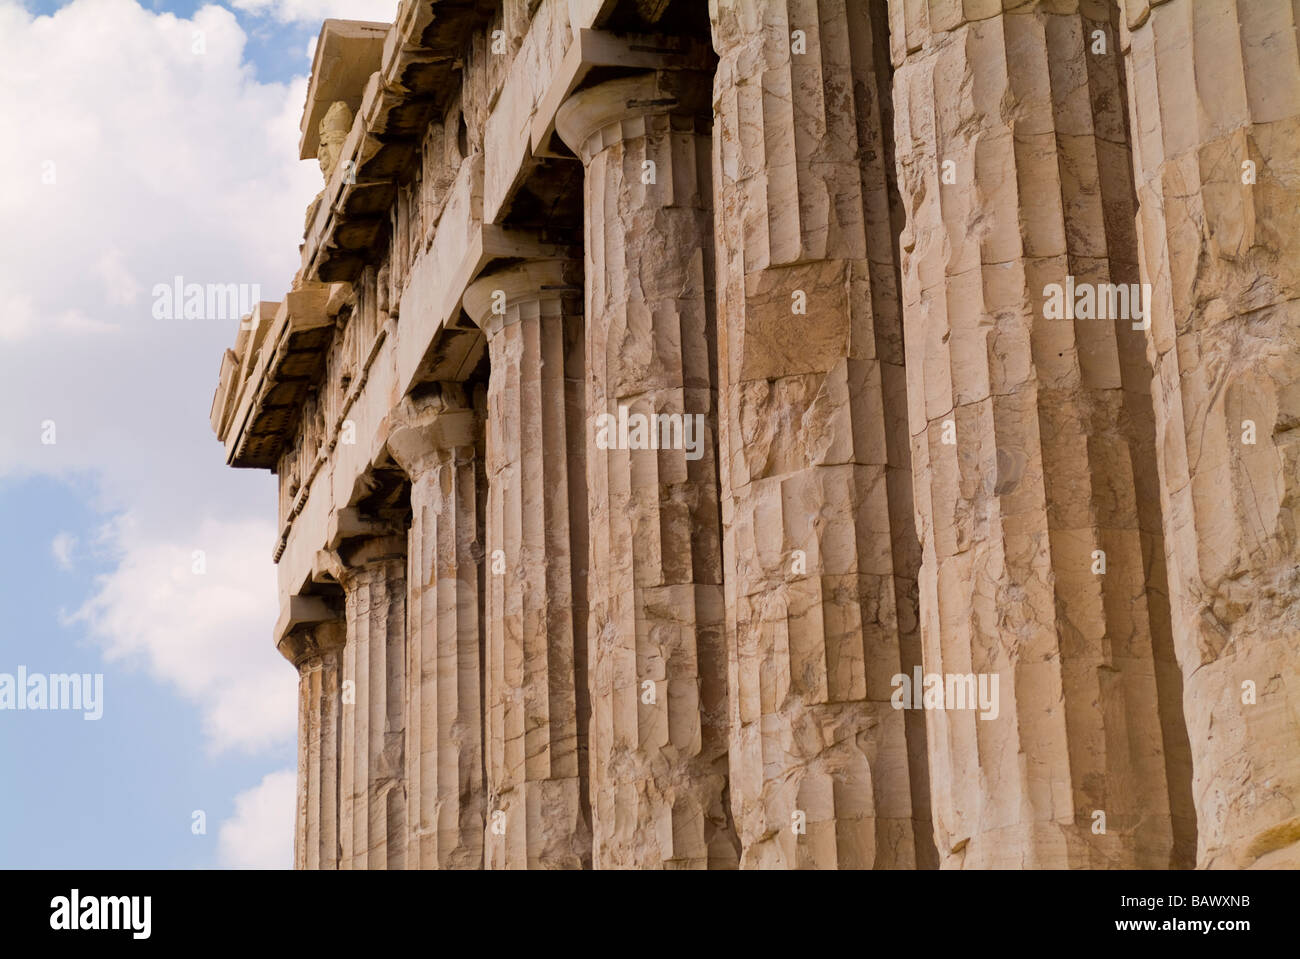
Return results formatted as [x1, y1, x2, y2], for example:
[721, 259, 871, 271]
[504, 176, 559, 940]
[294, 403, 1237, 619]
[0, 477, 283, 868]
[21, 0, 324, 83]
[0, 0, 398, 867]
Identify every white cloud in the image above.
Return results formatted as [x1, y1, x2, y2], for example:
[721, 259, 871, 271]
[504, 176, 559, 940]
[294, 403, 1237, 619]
[218, 768, 296, 868]
[54, 308, 120, 335]
[95, 249, 141, 306]
[51, 532, 77, 571]
[0, 284, 36, 341]
[232, 0, 397, 25]
[0, 0, 328, 863]
[0, 0, 314, 527]
[70, 514, 293, 754]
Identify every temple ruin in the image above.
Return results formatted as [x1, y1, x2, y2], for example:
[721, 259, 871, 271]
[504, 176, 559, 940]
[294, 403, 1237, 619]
[210, 0, 1300, 869]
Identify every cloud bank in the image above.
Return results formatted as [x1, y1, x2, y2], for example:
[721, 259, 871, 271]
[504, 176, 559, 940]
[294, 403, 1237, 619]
[0, 0, 392, 866]
[218, 768, 297, 868]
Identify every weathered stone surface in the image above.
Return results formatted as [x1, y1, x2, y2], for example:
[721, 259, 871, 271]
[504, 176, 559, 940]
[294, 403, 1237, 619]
[711, 0, 929, 869]
[1119, 0, 1300, 869]
[557, 71, 739, 869]
[210, 0, 1300, 872]
[889, 0, 1191, 868]
[464, 260, 592, 868]
[336, 539, 408, 870]
[289, 620, 346, 870]
[387, 389, 486, 869]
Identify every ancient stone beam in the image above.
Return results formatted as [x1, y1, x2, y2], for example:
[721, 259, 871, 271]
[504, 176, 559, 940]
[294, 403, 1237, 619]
[557, 70, 739, 869]
[1120, 0, 1300, 869]
[387, 387, 487, 869]
[464, 259, 592, 869]
[334, 533, 408, 870]
[281, 619, 346, 870]
[711, 0, 929, 869]
[889, 0, 1188, 868]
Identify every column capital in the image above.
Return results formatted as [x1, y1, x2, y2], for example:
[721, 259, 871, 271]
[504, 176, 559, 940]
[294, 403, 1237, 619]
[276, 612, 345, 666]
[461, 258, 582, 336]
[324, 506, 403, 551]
[315, 534, 407, 590]
[385, 384, 477, 480]
[555, 70, 712, 163]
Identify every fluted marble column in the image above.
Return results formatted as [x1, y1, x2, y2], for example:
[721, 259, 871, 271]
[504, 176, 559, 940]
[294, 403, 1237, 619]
[463, 260, 591, 869]
[557, 71, 739, 868]
[1119, 0, 1300, 869]
[889, 0, 1189, 867]
[387, 389, 486, 869]
[711, 0, 928, 868]
[337, 537, 408, 870]
[288, 620, 345, 870]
